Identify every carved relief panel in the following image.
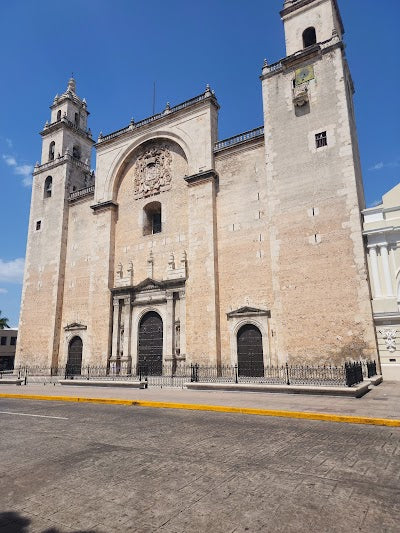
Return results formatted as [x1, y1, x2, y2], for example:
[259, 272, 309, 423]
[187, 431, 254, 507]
[133, 143, 173, 199]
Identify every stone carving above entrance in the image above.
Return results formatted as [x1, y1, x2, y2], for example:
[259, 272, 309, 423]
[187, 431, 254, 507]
[227, 306, 271, 319]
[64, 322, 87, 331]
[133, 143, 172, 199]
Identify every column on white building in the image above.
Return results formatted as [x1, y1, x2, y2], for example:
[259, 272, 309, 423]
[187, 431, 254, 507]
[380, 243, 394, 297]
[368, 245, 382, 298]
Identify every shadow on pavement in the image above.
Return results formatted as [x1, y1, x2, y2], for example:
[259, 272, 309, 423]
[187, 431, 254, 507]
[0, 511, 98, 533]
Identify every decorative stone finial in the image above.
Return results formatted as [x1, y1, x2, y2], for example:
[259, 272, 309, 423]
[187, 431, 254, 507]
[67, 76, 76, 93]
[263, 58, 268, 67]
[164, 102, 171, 114]
[180, 250, 187, 264]
[35, 161, 39, 168]
[147, 250, 154, 278]
[168, 252, 175, 270]
[116, 262, 123, 279]
[204, 84, 212, 97]
[97, 131, 103, 142]
[44, 120, 49, 128]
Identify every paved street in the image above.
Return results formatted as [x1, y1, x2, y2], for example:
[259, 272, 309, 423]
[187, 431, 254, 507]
[1, 399, 399, 533]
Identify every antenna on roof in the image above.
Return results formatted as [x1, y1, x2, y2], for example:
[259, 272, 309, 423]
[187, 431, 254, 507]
[152, 81, 156, 115]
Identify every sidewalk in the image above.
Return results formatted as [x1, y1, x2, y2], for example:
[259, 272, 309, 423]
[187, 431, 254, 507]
[0, 380, 399, 421]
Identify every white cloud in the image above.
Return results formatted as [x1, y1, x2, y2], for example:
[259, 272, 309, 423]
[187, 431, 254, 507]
[6, 138, 13, 148]
[0, 258, 25, 283]
[369, 162, 384, 171]
[3, 154, 17, 166]
[0, 288, 8, 294]
[2, 154, 33, 187]
[369, 159, 400, 172]
[14, 164, 34, 186]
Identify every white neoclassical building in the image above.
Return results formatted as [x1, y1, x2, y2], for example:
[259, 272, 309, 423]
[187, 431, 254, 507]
[363, 184, 400, 380]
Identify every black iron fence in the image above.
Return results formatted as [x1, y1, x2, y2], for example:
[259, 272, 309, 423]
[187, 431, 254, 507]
[190, 361, 367, 387]
[8, 360, 378, 388]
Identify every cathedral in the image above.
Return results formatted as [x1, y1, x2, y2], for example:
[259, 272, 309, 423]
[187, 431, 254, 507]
[15, 0, 380, 375]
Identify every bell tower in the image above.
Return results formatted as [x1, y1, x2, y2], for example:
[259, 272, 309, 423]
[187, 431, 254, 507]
[15, 78, 95, 368]
[282, 0, 344, 56]
[260, 0, 377, 363]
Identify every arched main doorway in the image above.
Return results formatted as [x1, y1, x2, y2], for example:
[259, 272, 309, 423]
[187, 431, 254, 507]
[138, 311, 163, 375]
[237, 324, 264, 377]
[67, 336, 83, 375]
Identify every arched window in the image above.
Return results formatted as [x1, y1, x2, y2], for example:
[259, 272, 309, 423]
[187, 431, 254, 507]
[143, 201, 162, 235]
[74, 112, 80, 127]
[303, 27, 317, 48]
[72, 144, 81, 159]
[44, 176, 52, 198]
[237, 324, 264, 377]
[48, 141, 55, 161]
[56, 110, 61, 121]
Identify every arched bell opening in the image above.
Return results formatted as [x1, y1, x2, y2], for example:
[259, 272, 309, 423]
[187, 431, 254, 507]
[303, 27, 317, 48]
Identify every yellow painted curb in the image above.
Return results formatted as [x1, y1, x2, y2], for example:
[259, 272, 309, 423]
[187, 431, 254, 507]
[0, 393, 399, 427]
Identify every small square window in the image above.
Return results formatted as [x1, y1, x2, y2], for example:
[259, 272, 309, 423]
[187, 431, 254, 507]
[0, 337, 6, 346]
[10, 337, 17, 346]
[315, 131, 327, 148]
[36, 220, 41, 231]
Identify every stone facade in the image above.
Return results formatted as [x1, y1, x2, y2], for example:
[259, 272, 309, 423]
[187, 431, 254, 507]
[15, 0, 379, 373]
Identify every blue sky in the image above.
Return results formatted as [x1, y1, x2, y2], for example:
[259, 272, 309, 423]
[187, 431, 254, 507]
[0, 0, 399, 327]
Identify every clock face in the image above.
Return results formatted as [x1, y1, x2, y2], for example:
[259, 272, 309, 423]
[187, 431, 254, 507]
[295, 65, 314, 86]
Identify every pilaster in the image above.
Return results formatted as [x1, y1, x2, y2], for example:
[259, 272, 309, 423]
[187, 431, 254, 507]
[368, 245, 382, 298]
[380, 244, 394, 297]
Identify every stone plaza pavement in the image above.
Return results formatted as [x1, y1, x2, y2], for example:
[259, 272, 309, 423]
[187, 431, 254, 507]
[0, 380, 399, 421]
[1, 395, 400, 533]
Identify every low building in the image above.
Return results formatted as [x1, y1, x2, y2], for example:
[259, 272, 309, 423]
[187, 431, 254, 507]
[0, 329, 17, 371]
[363, 184, 400, 380]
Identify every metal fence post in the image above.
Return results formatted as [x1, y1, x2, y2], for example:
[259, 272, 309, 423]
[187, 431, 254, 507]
[285, 362, 290, 385]
[87, 365, 90, 381]
[234, 364, 238, 384]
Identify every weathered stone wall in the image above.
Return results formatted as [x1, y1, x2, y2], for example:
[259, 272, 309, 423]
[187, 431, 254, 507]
[57, 196, 94, 367]
[114, 139, 189, 283]
[215, 141, 274, 364]
[15, 164, 69, 367]
[261, 45, 376, 364]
